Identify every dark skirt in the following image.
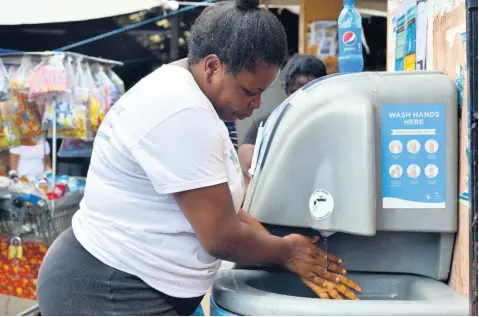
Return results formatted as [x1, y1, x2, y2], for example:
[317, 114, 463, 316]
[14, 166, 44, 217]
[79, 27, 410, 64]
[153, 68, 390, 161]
[37, 228, 204, 316]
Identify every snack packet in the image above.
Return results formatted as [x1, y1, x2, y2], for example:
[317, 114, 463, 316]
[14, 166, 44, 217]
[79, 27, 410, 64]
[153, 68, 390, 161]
[10, 91, 42, 139]
[0, 101, 20, 148]
[43, 57, 89, 140]
[29, 54, 68, 101]
[9, 56, 34, 92]
[84, 63, 105, 133]
[93, 64, 119, 112]
[9, 57, 42, 139]
[0, 59, 11, 102]
[107, 68, 125, 96]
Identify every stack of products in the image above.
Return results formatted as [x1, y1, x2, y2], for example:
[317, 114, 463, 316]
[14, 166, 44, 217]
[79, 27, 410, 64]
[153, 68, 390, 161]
[0, 172, 85, 299]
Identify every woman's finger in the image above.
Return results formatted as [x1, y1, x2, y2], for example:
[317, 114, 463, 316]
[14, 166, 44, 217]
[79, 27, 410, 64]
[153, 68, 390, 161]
[325, 285, 343, 300]
[339, 275, 363, 293]
[327, 261, 347, 275]
[311, 248, 345, 268]
[323, 252, 343, 265]
[313, 266, 341, 283]
[301, 278, 329, 299]
[334, 283, 360, 300]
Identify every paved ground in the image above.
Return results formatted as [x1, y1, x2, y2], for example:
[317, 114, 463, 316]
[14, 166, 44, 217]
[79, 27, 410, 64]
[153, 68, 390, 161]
[0, 295, 36, 316]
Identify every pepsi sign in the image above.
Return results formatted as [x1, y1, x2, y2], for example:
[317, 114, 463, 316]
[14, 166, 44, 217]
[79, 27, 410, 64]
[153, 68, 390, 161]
[342, 31, 357, 46]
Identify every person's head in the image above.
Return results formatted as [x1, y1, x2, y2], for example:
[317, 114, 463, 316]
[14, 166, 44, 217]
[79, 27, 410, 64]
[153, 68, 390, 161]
[187, 0, 287, 122]
[282, 54, 327, 96]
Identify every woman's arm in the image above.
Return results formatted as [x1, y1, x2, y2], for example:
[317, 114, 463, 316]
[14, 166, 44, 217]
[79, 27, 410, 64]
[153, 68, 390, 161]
[174, 183, 290, 265]
[9, 152, 19, 172]
[237, 208, 270, 235]
[44, 142, 52, 172]
[44, 154, 52, 172]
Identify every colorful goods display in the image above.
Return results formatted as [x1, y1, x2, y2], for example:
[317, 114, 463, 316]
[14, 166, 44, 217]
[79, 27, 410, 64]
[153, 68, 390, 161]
[0, 52, 122, 300]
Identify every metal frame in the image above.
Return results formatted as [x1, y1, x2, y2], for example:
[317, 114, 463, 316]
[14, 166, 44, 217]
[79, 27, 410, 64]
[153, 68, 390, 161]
[0, 51, 123, 67]
[466, 0, 478, 314]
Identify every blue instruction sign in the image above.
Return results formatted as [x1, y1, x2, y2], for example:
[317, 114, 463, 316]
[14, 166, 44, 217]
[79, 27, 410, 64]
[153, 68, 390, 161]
[381, 104, 446, 209]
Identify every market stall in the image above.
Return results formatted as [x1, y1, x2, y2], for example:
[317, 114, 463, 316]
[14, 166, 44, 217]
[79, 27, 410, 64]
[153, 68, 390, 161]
[0, 51, 124, 300]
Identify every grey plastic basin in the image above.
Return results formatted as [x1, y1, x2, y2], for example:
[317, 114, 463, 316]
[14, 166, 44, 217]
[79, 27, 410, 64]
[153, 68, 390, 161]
[212, 270, 469, 316]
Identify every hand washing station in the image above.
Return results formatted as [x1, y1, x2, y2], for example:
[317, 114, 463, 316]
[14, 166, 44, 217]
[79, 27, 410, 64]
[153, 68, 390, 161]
[211, 71, 469, 316]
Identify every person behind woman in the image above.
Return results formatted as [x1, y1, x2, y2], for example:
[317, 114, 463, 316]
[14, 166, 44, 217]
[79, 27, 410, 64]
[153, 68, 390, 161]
[238, 54, 327, 189]
[37, 1, 358, 315]
[9, 137, 52, 179]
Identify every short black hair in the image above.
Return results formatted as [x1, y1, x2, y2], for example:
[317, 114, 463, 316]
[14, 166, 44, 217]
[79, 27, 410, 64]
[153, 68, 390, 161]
[187, 0, 288, 74]
[282, 54, 327, 89]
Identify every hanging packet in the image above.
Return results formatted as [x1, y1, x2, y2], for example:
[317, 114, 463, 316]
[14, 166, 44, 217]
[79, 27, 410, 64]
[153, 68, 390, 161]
[9, 57, 42, 139]
[9, 56, 33, 92]
[0, 101, 20, 148]
[29, 54, 68, 101]
[107, 69, 125, 96]
[84, 63, 105, 133]
[92, 64, 119, 112]
[43, 57, 89, 140]
[72, 58, 93, 139]
[0, 59, 11, 102]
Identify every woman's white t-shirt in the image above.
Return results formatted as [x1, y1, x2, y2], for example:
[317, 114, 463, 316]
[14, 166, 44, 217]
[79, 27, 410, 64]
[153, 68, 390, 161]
[9, 142, 50, 178]
[71, 65, 244, 298]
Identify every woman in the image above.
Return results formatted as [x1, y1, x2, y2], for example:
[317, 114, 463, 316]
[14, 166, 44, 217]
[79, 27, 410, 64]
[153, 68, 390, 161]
[239, 54, 327, 189]
[37, 0, 358, 315]
[9, 138, 52, 179]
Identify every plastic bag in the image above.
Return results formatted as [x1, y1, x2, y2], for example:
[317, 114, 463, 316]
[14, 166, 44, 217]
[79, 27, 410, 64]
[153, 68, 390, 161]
[58, 139, 93, 158]
[0, 101, 20, 148]
[10, 56, 34, 92]
[43, 57, 89, 140]
[84, 63, 105, 133]
[13, 92, 42, 139]
[0, 59, 11, 102]
[9, 56, 42, 139]
[107, 69, 125, 96]
[93, 64, 119, 112]
[29, 54, 68, 100]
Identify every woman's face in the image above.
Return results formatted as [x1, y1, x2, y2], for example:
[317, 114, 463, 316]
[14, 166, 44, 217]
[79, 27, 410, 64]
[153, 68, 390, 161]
[202, 55, 280, 122]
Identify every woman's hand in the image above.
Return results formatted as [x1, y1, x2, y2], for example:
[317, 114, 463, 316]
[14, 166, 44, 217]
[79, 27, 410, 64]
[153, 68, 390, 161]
[301, 277, 361, 300]
[281, 234, 345, 284]
[281, 234, 362, 299]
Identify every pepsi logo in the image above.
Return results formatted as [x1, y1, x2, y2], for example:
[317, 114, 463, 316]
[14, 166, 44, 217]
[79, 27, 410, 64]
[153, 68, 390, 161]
[343, 31, 357, 46]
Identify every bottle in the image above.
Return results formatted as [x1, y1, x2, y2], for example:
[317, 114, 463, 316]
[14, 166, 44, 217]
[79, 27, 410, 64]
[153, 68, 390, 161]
[47, 179, 68, 200]
[8, 170, 20, 183]
[337, 0, 364, 73]
[37, 178, 49, 195]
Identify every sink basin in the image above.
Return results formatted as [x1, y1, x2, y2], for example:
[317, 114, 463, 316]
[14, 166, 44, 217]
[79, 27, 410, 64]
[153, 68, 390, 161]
[211, 270, 469, 316]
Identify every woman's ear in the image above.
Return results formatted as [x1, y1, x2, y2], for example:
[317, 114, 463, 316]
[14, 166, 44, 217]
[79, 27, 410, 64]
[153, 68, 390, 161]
[204, 54, 223, 83]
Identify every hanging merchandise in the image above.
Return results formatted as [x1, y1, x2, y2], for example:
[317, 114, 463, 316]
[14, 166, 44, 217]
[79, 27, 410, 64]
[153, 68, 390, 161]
[0, 59, 10, 102]
[107, 68, 125, 96]
[0, 51, 123, 301]
[8, 56, 42, 139]
[43, 57, 90, 140]
[93, 64, 120, 112]
[84, 63, 106, 133]
[28, 54, 68, 101]
[0, 60, 12, 148]
[0, 101, 20, 148]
